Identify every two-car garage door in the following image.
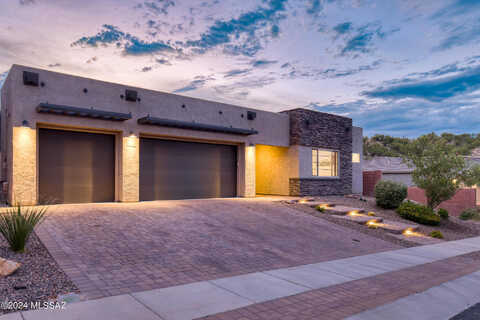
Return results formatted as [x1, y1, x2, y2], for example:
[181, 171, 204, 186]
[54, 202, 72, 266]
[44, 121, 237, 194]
[38, 128, 237, 203]
[139, 138, 237, 201]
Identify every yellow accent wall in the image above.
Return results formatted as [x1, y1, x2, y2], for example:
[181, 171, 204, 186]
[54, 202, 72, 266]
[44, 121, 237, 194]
[255, 145, 298, 195]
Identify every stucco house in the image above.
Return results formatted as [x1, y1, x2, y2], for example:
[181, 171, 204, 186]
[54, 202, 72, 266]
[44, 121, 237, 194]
[0, 65, 363, 205]
[363, 156, 414, 189]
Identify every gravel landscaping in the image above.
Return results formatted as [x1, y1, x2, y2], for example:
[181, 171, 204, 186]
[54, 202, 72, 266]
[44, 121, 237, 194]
[0, 231, 78, 315]
[288, 196, 480, 245]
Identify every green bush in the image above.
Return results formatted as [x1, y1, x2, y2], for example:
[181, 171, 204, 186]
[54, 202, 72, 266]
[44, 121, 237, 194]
[429, 230, 444, 239]
[459, 208, 480, 220]
[0, 205, 48, 252]
[316, 206, 325, 213]
[437, 208, 449, 219]
[396, 201, 441, 226]
[374, 180, 408, 209]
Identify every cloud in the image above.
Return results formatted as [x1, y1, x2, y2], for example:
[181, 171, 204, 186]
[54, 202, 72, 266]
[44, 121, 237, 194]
[124, 37, 175, 55]
[340, 24, 382, 56]
[407, 63, 465, 78]
[47, 63, 61, 68]
[335, 22, 399, 57]
[184, 0, 288, 56]
[72, 24, 177, 55]
[156, 58, 172, 65]
[141, 66, 152, 72]
[432, 0, 480, 19]
[140, 0, 175, 15]
[281, 60, 383, 80]
[223, 68, 251, 78]
[362, 66, 480, 102]
[214, 76, 276, 98]
[306, 0, 323, 16]
[333, 22, 352, 35]
[86, 56, 98, 63]
[173, 75, 215, 93]
[19, 0, 35, 5]
[250, 59, 278, 68]
[434, 20, 480, 51]
[0, 71, 8, 89]
[73, 24, 124, 47]
[308, 96, 480, 138]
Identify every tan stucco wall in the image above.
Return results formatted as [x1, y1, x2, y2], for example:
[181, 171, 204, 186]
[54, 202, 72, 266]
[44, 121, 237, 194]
[2, 65, 293, 202]
[121, 134, 139, 202]
[255, 145, 299, 195]
[244, 145, 256, 197]
[11, 126, 36, 205]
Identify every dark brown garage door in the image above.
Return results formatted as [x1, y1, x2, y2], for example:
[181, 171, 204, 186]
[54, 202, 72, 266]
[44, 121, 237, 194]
[39, 128, 115, 204]
[140, 138, 237, 201]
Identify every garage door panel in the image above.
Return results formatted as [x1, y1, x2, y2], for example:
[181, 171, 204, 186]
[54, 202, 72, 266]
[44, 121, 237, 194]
[39, 129, 115, 204]
[140, 138, 237, 201]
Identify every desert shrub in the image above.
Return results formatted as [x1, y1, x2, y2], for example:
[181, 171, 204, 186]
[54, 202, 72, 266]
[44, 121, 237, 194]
[316, 206, 325, 213]
[0, 204, 48, 252]
[437, 208, 449, 219]
[459, 208, 480, 220]
[374, 180, 408, 209]
[429, 230, 444, 239]
[396, 201, 441, 226]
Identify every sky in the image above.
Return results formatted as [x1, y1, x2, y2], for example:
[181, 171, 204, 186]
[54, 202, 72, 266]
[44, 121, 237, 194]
[0, 0, 479, 137]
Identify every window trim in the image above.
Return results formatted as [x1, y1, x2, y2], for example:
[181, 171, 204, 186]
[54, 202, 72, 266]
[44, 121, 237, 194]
[312, 148, 339, 178]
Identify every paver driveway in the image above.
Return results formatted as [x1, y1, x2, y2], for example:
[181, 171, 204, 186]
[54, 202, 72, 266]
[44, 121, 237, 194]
[36, 198, 400, 299]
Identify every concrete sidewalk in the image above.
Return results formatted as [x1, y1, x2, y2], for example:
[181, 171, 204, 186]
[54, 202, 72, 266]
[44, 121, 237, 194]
[3, 237, 480, 320]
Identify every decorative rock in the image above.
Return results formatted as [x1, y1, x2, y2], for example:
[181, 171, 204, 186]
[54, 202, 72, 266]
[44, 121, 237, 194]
[312, 205, 365, 215]
[0, 257, 21, 277]
[367, 219, 419, 234]
[330, 214, 383, 225]
[389, 233, 444, 245]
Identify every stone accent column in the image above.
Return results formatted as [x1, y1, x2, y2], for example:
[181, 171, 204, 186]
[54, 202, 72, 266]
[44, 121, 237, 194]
[244, 144, 256, 197]
[121, 134, 139, 202]
[11, 126, 37, 205]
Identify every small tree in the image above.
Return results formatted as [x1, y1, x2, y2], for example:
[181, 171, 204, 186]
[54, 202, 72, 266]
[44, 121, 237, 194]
[403, 133, 480, 209]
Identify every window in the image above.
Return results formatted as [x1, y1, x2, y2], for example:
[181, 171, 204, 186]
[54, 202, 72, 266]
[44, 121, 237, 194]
[312, 149, 338, 177]
[352, 153, 360, 163]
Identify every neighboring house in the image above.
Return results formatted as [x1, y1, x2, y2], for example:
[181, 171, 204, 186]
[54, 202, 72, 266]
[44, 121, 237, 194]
[363, 155, 480, 215]
[0, 65, 362, 205]
[363, 157, 414, 196]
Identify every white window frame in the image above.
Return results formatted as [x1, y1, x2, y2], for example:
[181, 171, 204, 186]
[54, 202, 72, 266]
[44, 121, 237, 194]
[312, 148, 339, 178]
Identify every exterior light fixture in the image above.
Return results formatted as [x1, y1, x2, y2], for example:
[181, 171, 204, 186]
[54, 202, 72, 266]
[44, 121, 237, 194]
[22, 120, 29, 127]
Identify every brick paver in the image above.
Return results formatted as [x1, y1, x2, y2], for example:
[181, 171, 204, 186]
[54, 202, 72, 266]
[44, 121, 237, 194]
[35, 198, 399, 299]
[197, 252, 480, 320]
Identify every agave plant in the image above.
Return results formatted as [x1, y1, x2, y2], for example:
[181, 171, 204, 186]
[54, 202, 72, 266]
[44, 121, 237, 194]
[0, 204, 48, 252]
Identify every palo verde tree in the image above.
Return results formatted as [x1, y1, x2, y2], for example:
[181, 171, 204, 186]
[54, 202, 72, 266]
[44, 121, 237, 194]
[402, 133, 480, 209]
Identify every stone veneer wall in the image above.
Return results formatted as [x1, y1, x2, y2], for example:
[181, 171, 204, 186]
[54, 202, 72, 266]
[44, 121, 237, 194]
[283, 108, 353, 196]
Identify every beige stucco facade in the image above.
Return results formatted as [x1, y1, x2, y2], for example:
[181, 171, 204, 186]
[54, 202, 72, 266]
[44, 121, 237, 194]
[1, 65, 363, 204]
[1, 65, 292, 204]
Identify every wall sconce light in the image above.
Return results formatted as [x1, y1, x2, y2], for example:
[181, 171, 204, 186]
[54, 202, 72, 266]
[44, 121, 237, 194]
[249, 142, 255, 147]
[22, 120, 29, 127]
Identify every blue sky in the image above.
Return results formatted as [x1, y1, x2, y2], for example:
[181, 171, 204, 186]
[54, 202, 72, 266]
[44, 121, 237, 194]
[0, 0, 479, 137]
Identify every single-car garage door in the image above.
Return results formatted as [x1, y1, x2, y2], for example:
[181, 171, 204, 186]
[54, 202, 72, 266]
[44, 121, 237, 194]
[39, 128, 115, 204]
[140, 138, 237, 200]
